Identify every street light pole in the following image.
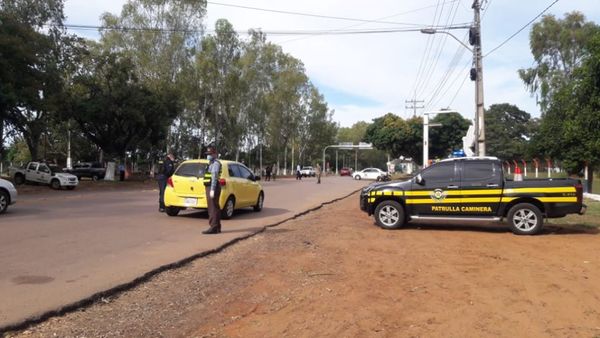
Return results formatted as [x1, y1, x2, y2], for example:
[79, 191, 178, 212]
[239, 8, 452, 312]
[422, 110, 458, 168]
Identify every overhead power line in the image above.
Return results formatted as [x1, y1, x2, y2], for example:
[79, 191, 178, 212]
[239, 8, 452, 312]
[208, 1, 442, 27]
[63, 23, 448, 36]
[484, 0, 559, 57]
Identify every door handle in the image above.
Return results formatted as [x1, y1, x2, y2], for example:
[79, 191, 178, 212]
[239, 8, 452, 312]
[446, 185, 459, 189]
[486, 184, 499, 187]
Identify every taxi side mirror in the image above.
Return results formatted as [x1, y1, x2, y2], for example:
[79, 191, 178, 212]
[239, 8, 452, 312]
[415, 174, 424, 185]
[254, 175, 261, 181]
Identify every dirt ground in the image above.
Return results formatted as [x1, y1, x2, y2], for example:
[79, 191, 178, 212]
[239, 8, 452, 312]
[5, 193, 600, 338]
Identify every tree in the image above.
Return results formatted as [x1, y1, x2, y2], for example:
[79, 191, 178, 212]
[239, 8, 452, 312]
[364, 113, 420, 159]
[518, 12, 598, 113]
[429, 113, 471, 159]
[484, 104, 532, 160]
[64, 51, 179, 158]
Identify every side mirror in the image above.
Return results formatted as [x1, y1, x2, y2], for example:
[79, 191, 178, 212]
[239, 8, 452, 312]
[415, 174, 424, 185]
[254, 175, 261, 181]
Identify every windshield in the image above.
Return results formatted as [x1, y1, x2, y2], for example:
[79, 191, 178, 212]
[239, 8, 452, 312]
[175, 163, 207, 177]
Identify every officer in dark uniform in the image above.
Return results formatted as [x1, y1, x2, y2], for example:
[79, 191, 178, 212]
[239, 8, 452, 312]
[157, 153, 175, 212]
[203, 146, 222, 234]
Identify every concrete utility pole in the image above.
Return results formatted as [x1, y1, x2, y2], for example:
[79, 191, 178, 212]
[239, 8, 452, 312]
[405, 99, 425, 118]
[420, 1, 486, 156]
[472, 0, 485, 156]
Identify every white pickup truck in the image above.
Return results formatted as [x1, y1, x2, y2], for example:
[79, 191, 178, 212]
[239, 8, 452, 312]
[9, 162, 79, 190]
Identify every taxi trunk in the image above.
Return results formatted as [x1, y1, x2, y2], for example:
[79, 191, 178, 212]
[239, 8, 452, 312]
[167, 161, 209, 208]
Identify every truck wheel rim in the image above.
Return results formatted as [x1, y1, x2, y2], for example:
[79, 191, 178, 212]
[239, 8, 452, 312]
[0, 195, 6, 210]
[513, 209, 537, 231]
[258, 194, 263, 209]
[379, 205, 399, 227]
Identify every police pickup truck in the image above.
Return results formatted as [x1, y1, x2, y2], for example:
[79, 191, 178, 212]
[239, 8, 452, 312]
[360, 157, 586, 235]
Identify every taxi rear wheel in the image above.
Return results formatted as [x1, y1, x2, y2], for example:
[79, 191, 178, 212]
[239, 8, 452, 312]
[221, 196, 235, 219]
[507, 203, 543, 235]
[374, 200, 405, 230]
[166, 207, 180, 217]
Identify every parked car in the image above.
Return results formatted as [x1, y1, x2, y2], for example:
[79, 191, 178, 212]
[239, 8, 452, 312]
[164, 159, 264, 219]
[353, 168, 388, 180]
[0, 178, 17, 214]
[9, 162, 79, 190]
[65, 162, 106, 181]
[339, 167, 353, 176]
[360, 157, 586, 235]
[300, 166, 316, 177]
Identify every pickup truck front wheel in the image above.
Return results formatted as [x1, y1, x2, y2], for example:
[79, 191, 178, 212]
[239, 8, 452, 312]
[374, 200, 405, 230]
[507, 203, 543, 235]
[50, 179, 61, 190]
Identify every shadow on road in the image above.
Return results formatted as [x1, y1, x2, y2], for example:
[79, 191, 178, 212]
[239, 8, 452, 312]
[392, 221, 599, 236]
[177, 207, 290, 219]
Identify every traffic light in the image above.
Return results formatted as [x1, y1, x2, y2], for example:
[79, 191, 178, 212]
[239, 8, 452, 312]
[469, 26, 480, 46]
[470, 68, 477, 81]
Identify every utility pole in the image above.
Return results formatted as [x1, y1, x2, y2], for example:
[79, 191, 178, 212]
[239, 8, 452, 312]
[405, 99, 425, 118]
[471, 0, 485, 156]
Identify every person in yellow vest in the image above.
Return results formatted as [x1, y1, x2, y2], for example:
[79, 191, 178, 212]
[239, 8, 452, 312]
[202, 146, 222, 234]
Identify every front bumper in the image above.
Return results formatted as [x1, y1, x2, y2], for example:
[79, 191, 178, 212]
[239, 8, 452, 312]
[9, 188, 17, 205]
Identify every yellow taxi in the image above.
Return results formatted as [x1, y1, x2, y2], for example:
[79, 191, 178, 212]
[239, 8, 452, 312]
[164, 159, 264, 218]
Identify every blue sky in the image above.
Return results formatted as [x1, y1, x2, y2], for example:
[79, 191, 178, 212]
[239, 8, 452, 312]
[63, 0, 600, 127]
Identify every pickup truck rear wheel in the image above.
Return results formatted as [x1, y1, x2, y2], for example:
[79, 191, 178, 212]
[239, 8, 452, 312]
[374, 200, 405, 230]
[50, 179, 61, 190]
[92, 174, 100, 181]
[14, 174, 25, 185]
[507, 203, 543, 235]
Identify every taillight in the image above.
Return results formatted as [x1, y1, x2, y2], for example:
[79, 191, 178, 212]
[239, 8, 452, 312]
[219, 178, 226, 186]
[575, 182, 583, 204]
[167, 177, 174, 188]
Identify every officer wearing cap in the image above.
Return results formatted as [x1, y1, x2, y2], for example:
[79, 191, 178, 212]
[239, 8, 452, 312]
[202, 146, 222, 234]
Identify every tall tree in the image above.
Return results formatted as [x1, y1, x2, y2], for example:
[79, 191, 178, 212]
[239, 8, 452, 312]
[429, 112, 471, 159]
[484, 104, 532, 160]
[518, 12, 598, 113]
[64, 50, 179, 158]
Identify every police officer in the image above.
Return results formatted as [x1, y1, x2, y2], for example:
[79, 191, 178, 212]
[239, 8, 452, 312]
[203, 146, 222, 234]
[157, 153, 175, 212]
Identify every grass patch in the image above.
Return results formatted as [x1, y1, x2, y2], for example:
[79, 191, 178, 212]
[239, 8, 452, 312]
[547, 199, 600, 228]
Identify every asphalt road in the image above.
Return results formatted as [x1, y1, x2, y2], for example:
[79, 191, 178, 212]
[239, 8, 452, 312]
[0, 176, 367, 330]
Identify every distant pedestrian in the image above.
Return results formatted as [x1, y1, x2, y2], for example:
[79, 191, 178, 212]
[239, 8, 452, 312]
[265, 165, 272, 181]
[316, 163, 322, 184]
[202, 146, 222, 234]
[296, 164, 302, 180]
[120, 163, 128, 181]
[157, 153, 175, 212]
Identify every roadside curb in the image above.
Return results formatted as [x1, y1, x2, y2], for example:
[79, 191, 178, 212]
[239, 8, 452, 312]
[0, 188, 363, 335]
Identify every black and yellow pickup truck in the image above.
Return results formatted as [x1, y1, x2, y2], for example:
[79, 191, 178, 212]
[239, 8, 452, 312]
[359, 157, 586, 235]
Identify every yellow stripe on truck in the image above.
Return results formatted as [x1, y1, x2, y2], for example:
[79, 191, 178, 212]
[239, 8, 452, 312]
[504, 187, 575, 194]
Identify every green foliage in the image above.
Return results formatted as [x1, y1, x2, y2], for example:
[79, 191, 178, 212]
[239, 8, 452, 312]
[64, 51, 179, 157]
[484, 103, 533, 160]
[519, 12, 599, 112]
[429, 113, 471, 159]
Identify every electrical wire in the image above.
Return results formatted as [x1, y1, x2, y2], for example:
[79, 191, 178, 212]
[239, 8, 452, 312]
[208, 1, 434, 27]
[63, 23, 446, 36]
[484, 0, 559, 57]
[277, 0, 461, 45]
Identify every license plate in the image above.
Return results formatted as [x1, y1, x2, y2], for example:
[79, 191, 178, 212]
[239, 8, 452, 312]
[183, 198, 197, 206]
